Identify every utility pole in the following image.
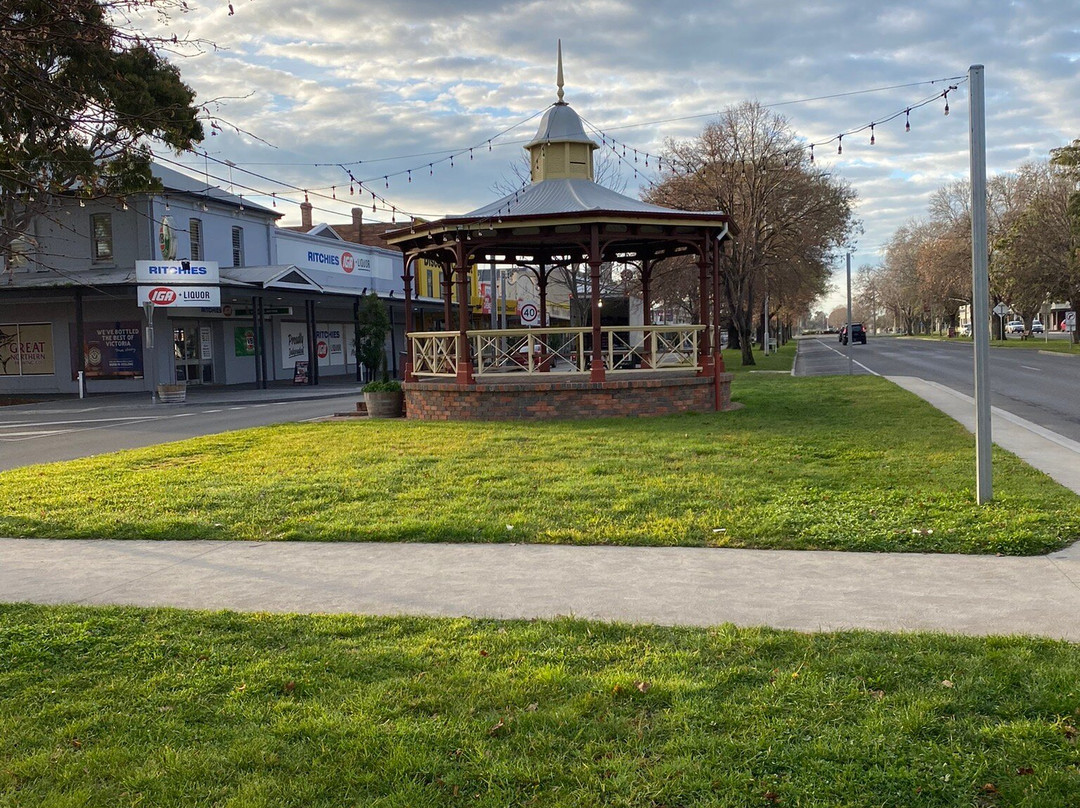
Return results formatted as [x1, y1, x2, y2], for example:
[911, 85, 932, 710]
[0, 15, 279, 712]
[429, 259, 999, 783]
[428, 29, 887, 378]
[845, 252, 853, 375]
[969, 64, 993, 503]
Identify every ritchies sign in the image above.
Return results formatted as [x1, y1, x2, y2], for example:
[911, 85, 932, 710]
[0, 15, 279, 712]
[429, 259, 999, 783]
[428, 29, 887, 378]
[136, 260, 220, 284]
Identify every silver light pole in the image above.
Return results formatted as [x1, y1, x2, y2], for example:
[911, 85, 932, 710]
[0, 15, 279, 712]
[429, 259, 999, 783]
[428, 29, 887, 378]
[845, 252, 853, 375]
[969, 64, 992, 503]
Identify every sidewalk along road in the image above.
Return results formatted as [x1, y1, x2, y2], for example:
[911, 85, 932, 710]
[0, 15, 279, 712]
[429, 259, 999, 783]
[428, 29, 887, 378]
[1, 538, 1079, 640]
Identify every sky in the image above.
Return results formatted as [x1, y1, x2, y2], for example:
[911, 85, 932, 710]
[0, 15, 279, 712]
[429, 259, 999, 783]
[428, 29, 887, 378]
[140, 0, 1080, 312]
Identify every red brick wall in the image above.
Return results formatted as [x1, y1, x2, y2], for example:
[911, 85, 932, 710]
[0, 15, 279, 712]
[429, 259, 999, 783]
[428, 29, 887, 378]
[405, 374, 733, 421]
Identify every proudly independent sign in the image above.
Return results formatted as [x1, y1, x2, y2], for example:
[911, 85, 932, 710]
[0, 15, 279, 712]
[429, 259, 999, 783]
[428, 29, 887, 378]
[136, 260, 220, 284]
[139, 285, 221, 308]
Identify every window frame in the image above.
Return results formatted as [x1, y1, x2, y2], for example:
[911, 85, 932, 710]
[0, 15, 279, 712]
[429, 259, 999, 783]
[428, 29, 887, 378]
[90, 213, 113, 263]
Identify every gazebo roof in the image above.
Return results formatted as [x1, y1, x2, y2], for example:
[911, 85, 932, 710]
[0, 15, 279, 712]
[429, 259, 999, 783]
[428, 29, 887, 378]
[463, 177, 721, 219]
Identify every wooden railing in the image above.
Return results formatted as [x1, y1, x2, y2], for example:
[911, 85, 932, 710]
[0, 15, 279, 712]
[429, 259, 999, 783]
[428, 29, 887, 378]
[408, 325, 705, 378]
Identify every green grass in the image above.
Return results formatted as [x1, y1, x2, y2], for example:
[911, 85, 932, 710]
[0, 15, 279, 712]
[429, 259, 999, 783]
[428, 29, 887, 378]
[1, 374, 1078, 554]
[904, 334, 1080, 353]
[2, 605, 1079, 807]
[721, 341, 796, 373]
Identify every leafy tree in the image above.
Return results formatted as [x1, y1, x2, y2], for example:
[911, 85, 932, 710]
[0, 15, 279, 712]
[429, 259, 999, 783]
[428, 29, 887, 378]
[355, 292, 391, 381]
[1, 0, 205, 271]
[1050, 138, 1080, 342]
[646, 102, 858, 366]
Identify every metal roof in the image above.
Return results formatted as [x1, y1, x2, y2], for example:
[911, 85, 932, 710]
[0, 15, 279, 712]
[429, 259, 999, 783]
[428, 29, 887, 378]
[151, 164, 280, 217]
[525, 103, 597, 149]
[463, 177, 723, 219]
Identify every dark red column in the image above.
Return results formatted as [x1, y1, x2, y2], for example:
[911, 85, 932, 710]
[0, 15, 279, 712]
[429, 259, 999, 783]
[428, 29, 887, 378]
[588, 226, 605, 382]
[454, 242, 475, 384]
[403, 253, 416, 382]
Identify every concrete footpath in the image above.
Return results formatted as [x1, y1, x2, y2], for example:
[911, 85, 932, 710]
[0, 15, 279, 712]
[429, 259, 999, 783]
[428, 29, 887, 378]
[3, 372, 1080, 641]
[2, 539, 1079, 640]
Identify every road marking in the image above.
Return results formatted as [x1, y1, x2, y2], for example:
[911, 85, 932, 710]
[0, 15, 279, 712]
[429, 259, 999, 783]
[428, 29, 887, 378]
[202, 409, 223, 413]
[811, 339, 881, 376]
[1021, 365, 1039, 371]
[0, 415, 166, 430]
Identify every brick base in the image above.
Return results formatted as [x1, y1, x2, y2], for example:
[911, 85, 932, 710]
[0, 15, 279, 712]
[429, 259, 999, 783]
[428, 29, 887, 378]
[405, 373, 734, 421]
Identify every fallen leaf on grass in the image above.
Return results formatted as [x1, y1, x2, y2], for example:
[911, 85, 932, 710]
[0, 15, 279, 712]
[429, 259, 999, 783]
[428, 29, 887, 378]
[940, 679, 954, 688]
[636, 681, 651, 693]
[1016, 767, 1034, 775]
[488, 719, 507, 736]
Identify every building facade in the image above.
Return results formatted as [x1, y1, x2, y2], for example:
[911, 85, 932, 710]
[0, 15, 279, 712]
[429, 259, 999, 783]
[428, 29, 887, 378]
[0, 165, 411, 395]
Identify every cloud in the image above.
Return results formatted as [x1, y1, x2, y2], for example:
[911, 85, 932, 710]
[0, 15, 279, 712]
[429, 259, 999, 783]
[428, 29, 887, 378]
[141, 0, 1080, 308]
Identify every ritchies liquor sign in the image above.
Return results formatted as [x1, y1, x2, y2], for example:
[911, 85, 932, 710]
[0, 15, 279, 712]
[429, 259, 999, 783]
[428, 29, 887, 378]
[136, 261, 220, 308]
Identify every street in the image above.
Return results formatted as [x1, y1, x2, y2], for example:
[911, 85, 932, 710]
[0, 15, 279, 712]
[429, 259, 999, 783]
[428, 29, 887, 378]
[795, 335, 1080, 444]
[0, 386, 367, 472]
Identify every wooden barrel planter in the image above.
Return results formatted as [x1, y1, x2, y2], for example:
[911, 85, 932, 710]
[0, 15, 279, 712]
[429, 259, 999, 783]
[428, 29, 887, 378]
[364, 388, 404, 418]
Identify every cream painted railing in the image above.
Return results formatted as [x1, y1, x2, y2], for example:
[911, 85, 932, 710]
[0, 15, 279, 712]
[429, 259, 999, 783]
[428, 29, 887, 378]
[408, 325, 705, 378]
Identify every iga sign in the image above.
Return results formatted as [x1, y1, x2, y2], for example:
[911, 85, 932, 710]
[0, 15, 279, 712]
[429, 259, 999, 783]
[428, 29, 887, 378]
[139, 285, 221, 308]
[136, 260, 220, 284]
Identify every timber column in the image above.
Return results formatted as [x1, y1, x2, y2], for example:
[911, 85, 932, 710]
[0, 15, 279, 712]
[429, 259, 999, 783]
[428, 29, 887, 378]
[453, 241, 475, 384]
[403, 254, 416, 382]
[697, 242, 714, 377]
[588, 225, 605, 382]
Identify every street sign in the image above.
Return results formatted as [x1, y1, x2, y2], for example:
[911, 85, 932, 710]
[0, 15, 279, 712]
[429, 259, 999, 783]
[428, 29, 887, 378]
[1066, 311, 1076, 332]
[993, 302, 1009, 317]
[518, 300, 540, 326]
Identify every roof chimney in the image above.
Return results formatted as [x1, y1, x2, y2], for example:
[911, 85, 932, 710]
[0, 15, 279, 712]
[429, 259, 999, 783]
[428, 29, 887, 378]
[351, 207, 363, 239]
[300, 199, 313, 231]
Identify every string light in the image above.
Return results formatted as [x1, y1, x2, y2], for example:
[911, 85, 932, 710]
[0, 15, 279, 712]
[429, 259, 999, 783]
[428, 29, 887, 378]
[837, 135, 842, 155]
[943, 90, 950, 116]
[869, 124, 875, 146]
[905, 109, 911, 132]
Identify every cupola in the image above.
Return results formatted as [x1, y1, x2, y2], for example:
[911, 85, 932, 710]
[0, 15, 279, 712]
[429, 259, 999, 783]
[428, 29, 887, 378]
[525, 42, 598, 182]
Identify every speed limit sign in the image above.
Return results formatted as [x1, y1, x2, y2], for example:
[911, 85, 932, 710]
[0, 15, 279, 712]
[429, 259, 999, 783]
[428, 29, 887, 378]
[518, 300, 540, 326]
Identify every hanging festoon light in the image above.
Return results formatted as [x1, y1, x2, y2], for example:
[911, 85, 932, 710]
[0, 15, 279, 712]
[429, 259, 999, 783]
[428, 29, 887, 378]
[943, 89, 950, 116]
[271, 192, 277, 208]
[407, 170, 412, 183]
[837, 135, 843, 155]
[810, 144, 815, 164]
[332, 186, 337, 199]
[869, 123, 876, 145]
[905, 108, 911, 132]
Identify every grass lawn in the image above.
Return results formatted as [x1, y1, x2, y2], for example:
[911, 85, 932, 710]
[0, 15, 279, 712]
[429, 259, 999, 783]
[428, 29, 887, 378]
[1, 372, 1078, 554]
[2, 605, 1079, 807]
[903, 334, 1080, 353]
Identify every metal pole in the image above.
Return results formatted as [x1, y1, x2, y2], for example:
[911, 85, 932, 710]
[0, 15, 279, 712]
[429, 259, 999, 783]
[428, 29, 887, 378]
[845, 252, 853, 375]
[969, 64, 993, 503]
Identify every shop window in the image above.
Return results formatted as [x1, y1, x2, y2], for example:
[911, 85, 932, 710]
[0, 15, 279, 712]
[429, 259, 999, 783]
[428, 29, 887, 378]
[231, 226, 244, 267]
[91, 213, 113, 263]
[189, 218, 203, 260]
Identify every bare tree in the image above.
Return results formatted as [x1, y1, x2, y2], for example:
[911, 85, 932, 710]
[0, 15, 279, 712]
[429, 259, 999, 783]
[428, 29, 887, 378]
[645, 102, 858, 365]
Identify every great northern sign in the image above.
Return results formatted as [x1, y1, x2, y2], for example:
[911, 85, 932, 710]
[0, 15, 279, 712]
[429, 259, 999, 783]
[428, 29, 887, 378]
[138, 285, 221, 308]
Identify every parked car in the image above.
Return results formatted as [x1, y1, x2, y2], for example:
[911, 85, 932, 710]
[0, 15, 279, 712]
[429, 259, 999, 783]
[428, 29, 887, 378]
[1031, 321, 1044, 334]
[1005, 320, 1025, 334]
[839, 323, 867, 345]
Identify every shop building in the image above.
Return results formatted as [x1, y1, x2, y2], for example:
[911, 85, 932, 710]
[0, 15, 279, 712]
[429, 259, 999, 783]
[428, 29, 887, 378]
[0, 165, 411, 394]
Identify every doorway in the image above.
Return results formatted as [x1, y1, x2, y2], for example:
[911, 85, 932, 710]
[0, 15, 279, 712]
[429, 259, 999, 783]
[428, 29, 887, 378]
[173, 321, 214, 384]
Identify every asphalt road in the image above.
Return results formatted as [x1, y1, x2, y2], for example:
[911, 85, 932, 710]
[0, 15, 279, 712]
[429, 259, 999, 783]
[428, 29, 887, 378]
[795, 334, 1080, 444]
[0, 388, 366, 472]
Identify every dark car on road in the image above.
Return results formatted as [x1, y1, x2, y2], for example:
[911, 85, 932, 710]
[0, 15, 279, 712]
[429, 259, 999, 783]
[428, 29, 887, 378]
[839, 323, 867, 345]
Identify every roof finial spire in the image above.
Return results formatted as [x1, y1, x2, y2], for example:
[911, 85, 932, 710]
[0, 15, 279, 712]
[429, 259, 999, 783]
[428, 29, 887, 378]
[556, 39, 565, 104]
